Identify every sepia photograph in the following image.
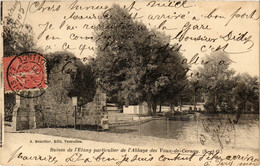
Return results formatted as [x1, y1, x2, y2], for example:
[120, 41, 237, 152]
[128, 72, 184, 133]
[0, 1, 259, 165]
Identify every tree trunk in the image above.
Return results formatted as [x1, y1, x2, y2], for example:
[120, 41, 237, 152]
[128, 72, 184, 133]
[152, 102, 157, 116]
[178, 95, 182, 112]
[170, 102, 173, 112]
[193, 90, 197, 110]
[147, 101, 152, 116]
[170, 101, 175, 112]
[213, 94, 218, 113]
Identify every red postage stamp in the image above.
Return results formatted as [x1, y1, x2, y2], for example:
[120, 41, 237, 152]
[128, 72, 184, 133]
[3, 52, 47, 98]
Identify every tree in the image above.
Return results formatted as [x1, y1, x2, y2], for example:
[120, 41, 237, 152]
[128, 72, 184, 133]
[138, 30, 188, 115]
[68, 62, 96, 106]
[45, 51, 96, 105]
[233, 73, 259, 114]
[182, 74, 203, 108]
[3, 17, 39, 57]
[93, 4, 188, 116]
[93, 4, 150, 106]
[198, 51, 235, 113]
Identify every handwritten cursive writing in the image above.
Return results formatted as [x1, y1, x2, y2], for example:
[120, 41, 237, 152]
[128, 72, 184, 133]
[8, 146, 58, 164]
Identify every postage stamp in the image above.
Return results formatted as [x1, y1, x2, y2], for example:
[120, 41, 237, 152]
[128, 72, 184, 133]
[3, 52, 47, 98]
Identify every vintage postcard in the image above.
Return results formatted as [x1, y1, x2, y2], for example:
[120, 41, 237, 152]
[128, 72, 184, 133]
[0, 1, 259, 165]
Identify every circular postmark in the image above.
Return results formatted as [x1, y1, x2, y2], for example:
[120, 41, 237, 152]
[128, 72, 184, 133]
[6, 52, 47, 98]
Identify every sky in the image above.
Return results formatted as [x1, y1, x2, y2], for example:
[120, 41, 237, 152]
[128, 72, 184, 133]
[3, 1, 260, 76]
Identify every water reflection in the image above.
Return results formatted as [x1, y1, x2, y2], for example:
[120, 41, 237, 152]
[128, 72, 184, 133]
[109, 119, 190, 139]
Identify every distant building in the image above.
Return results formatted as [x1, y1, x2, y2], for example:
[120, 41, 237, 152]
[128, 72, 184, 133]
[106, 103, 120, 112]
[123, 102, 149, 115]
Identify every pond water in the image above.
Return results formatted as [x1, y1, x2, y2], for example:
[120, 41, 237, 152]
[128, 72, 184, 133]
[109, 118, 186, 139]
[108, 114, 259, 149]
